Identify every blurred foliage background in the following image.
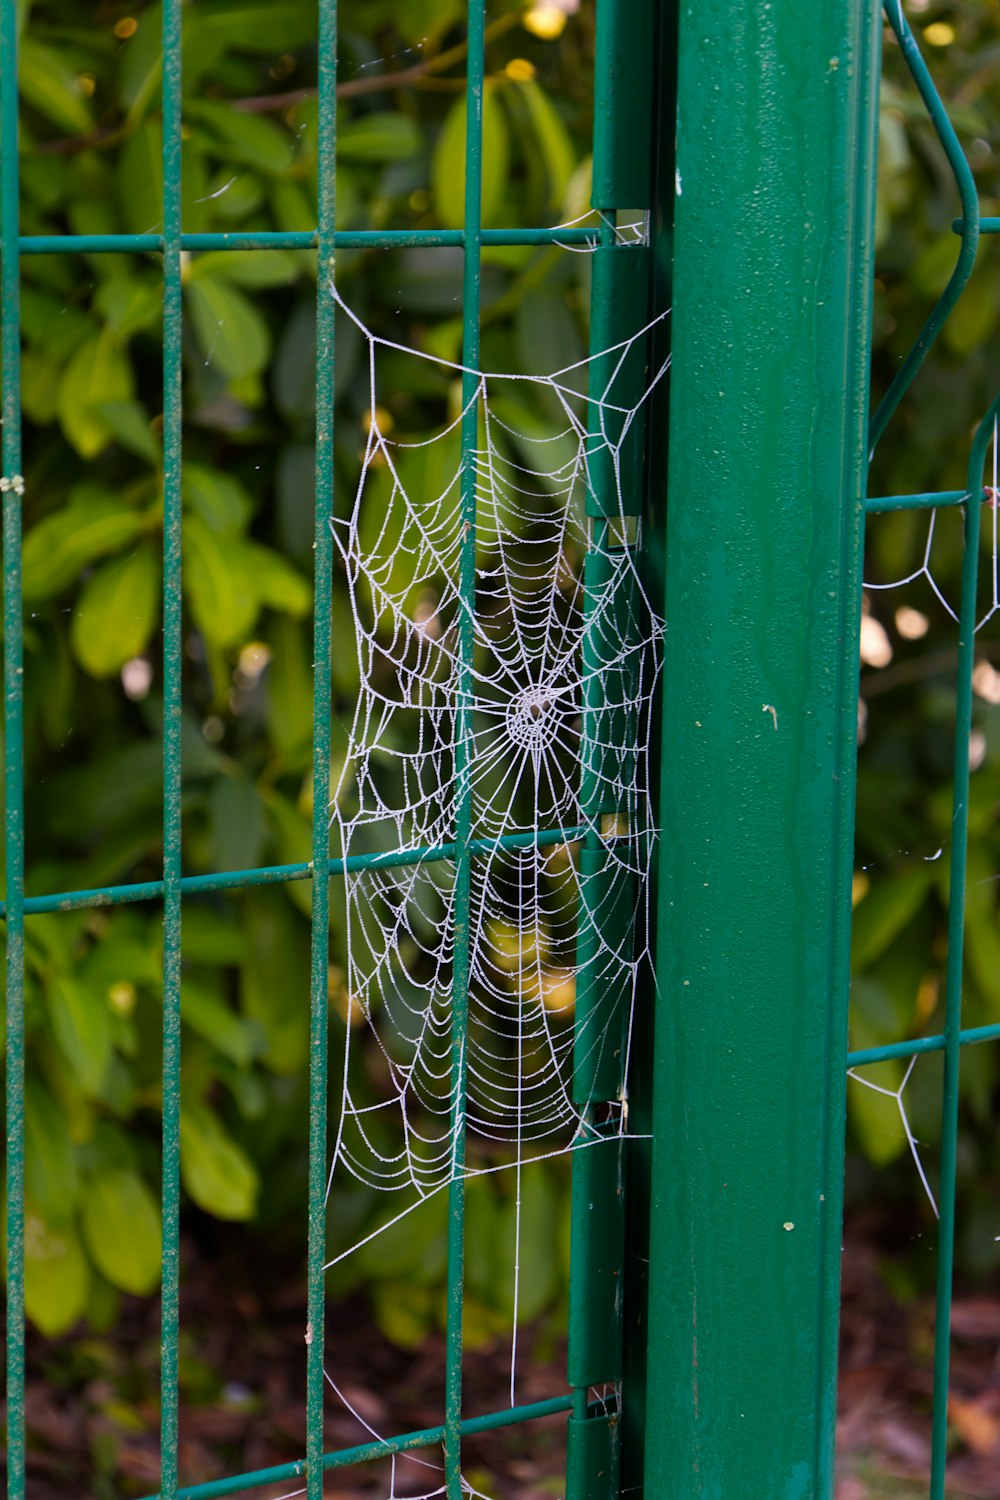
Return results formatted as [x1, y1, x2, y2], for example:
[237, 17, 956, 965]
[3, 0, 1000, 1416]
[6, 0, 599, 1357]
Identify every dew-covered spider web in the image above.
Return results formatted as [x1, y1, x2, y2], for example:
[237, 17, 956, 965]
[322, 287, 666, 1292]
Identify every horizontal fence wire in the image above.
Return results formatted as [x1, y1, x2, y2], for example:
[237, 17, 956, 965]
[133, 1395, 575, 1500]
[18, 227, 600, 253]
[865, 489, 983, 513]
[0, 828, 588, 918]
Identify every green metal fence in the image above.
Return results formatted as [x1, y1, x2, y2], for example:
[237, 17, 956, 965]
[2, 1, 660, 1498]
[3, 0, 997, 1497]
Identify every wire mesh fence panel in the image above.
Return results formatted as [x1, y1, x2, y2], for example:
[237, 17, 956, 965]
[849, 5, 1000, 1496]
[1, 2, 666, 1498]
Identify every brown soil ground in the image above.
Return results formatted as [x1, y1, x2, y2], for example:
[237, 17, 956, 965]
[5, 1217, 1000, 1499]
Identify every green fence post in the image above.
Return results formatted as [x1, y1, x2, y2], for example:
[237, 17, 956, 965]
[644, 3, 881, 1496]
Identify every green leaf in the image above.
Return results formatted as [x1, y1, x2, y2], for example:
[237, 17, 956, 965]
[180, 907, 246, 966]
[185, 274, 271, 380]
[180, 1106, 260, 1221]
[338, 113, 423, 163]
[390, 0, 463, 44]
[272, 178, 315, 234]
[97, 401, 161, 466]
[22, 488, 146, 601]
[966, 905, 1000, 1013]
[515, 284, 584, 379]
[56, 333, 136, 459]
[187, 249, 299, 288]
[95, 277, 162, 340]
[80, 1168, 161, 1295]
[117, 1, 163, 121]
[262, 792, 312, 915]
[182, 463, 253, 536]
[265, 616, 312, 761]
[272, 303, 316, 423]
[70, 544, 160, 678]
[19, 36, 93, 134]
[851, 868, 934, 972]
[117, 117, 164, 235]
[942, 273, 998, 357]
[23, 1207, 90, 1336]
[510, 80, 576, 210]
[238, 541, 311, 616]
[208, 774, 264, 872]
[240, 890, 309, 1073]
[189, 0, 315, 54]
[25, 1082, 79, 1226]
[371, 1280, 437, 1350]
[185, 514, 259, 646]
[494, 1165, 558, 1321]
[356, 1193, 448, 1284]
[432, 82, 509, 229]
[49, 976, 112, 1098]
[21, 349, 60, 424]
[185, 100, 294, 174]
[182, 978, 258, 1067]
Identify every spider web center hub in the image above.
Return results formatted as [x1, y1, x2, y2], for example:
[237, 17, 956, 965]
[505, 686, 562, 752]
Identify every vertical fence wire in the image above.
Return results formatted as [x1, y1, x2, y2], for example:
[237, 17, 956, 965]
[306, 0, 338, 1495]
[159, 1, 185, 1494]
[865, 11, 988, 1494]
[1, 0, 26, 1492]
[924, 399, 999, 1496]
[444, 4, 486, 1492]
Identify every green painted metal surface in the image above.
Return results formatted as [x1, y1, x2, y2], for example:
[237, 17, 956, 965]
[566, 1411, 621, 1500]
[568, 1136, 626, 1389]
[592, 0, 654, 209]
[642, 4, 881, 1499]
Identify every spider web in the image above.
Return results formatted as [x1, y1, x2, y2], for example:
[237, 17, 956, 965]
[865, 420, 1000, 631]
[857, 417, 1000, 1217]
[322, 287, 666, 1260]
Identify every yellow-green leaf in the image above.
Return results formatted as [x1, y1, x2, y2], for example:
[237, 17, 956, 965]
[48, 976, 113, 1098]
[23, 488, 146, 602]
[185, 275, 271, 381]
[180, 1106, 260, 1221]
[432, 83, 509, 229]
[20, 36, 94, 134]
[23, 1207, 90, 1336]
[185, 515, 259, 646]
[56, 334, 135, 459]
[70, 544, 160, 678]
[81, 1168, 161, 1296]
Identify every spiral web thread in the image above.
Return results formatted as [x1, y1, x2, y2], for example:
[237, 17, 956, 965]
[320, 290, 666, 1331]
